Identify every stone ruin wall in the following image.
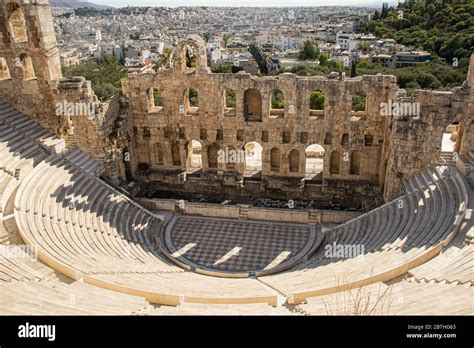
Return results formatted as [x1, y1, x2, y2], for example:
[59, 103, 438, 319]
[120, 36, 473, 205]
[0, 0, 64, 134]
[384, 85, 473, 199]
[0, 2, 472, 205]
[0, 0, 117, 167]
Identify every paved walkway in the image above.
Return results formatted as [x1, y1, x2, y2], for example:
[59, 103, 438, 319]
[165, 216, 314, 274]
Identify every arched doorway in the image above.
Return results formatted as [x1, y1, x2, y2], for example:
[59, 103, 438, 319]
[187, 140, 202, 175]
[289, 149, 300, 173]
[439, 123, 460, 165]
[244, 142, 262, 179]
[207, 143, 219, 169]
[305, 144, 325, 182]
[244, 89, 262, 122]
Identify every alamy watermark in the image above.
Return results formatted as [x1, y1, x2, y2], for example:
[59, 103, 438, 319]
[217, 147, 246, 164]
[0, 244, 37, 259]
[18, 322, 55, 342]
[55, 100, 99, 118]
[380, 100, 420, 120]
[324, 242, 365, 258]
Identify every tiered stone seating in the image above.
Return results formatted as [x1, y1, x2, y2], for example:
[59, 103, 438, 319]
[14, 155, 279, 306]
[408, 245, 473, 285]
[0, 273, 162, 315]
[260, 166, 468, 304]
[0, 244, 55, 282]
[0, 102, 52, 181]
[295, 281, 473, 315]
[1, 101, 471, 313]
[155, 302, 297, 315]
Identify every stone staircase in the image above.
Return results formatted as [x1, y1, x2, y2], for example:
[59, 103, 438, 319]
[308, 209, 319, 224]
[65, 132, 76, 149]
[239, 204, 249, 220]
[457, 150, 474, 187]
[439, 151, 456, 166]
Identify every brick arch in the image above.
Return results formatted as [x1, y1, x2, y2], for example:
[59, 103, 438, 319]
[19, 53, 36, 80]
[173, 35, 209, 73]
[0, 57, 11, 80]
[244, 88, 262, 122]
[270, 147, 281, 172]
[289, 149, 300, 173]
[171, 142, 181, 166]
[7, 2, 28, 44]
[350, 150, 361, 175]
[330, 150, 341, 174]
[207, 143, 219, 169]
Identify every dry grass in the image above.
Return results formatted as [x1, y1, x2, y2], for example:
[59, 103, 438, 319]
[322, 282, 394, 315]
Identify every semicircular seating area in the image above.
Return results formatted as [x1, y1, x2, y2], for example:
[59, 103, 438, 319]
[1, 101, 472, 314]
[295, 280, 473, 315]
[14, 152, 280, 306]
[260, 166, 468, 304]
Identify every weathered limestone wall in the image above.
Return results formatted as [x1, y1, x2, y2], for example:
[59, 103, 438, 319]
[121, 36, 401, 204]
[0, 0, 64, 134]
[140, 198, 361, 224]
[120, 38, 473, 202]
[1, 2, 472, 203]
[0, 0, 120, 173]
[383, 59, 473, 199]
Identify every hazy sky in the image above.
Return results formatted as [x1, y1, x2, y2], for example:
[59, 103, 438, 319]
[81, 0, 401, 8]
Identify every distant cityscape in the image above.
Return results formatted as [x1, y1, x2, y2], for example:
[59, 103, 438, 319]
[53, 6, 432, 75]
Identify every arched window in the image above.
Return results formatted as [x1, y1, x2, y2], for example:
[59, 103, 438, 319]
[270, 148, 281, 172]
[171, 142, 181, 166]
[270, 89, 284, 117]
[8, 4, 28, 43]
[305, 144, 325, 181]
[350, 150, 361, 175]
[19, 54, 36, 80]
[324, 132, 332, 145]
[187, 140, 202, 173]
[0, 58, 11, 80]
[207, 144, 219, 169]
[330, 150, 340, 174]
[154, 143, 164, 165]
[185, 46, 196, 69]
[148, 88, 163, 111]
[289, 149, 299, 173]
[188, 88, 198, 107]
[224, 88, 236, 116]
[341, 133, 349, 146]
[310, 90, 325, 117]
[244, 142, 263, 177]
[225, 88, 236, 108]
[364, 134, 374, 147]
[244, 89, 262, 122]
[183, 88, 199, 115]
[352, 91, 366, 112]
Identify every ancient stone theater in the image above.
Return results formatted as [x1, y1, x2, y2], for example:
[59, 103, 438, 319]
[0, 0, 472, 314]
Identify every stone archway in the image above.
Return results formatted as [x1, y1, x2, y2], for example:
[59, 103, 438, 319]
[173, 34, 209, 73]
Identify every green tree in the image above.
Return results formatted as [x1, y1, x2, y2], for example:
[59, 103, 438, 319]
[298, 41, 320, 60]
[351, 63, 357, 77]
[352, 92, 366, 112]
[62, 55, 127, 101]
[248, 44, 268, 75]
[319, 52, 329, 66]
[271, 90, 285, 109]
[357, 42, 370, 52]
[310, 91, 325, 110]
